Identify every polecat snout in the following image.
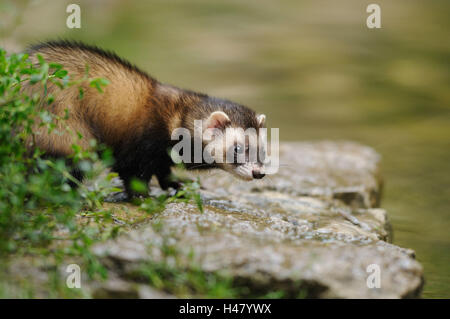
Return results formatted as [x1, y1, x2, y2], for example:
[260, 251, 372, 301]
[24, 40, 267, 199]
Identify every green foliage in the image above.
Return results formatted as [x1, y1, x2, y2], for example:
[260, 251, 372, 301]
[0, 48, 115, 277]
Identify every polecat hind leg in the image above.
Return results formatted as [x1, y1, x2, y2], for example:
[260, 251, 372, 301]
[156, 165, 182, 190]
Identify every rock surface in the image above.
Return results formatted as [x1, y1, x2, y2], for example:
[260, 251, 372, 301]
[93, 142, 423, 298]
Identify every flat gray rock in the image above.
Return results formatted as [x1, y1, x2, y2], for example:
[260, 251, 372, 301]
[93, 141, 423, 298]
[196, 141, 383, 209]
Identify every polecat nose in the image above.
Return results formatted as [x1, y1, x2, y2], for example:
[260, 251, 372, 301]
[252, 171, 265, 179]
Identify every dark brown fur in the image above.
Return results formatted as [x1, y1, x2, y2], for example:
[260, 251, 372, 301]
[25, 40, 260, 198]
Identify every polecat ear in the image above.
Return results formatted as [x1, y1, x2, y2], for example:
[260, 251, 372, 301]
[204, 111, 231, 130]
[257, 114, 266, 127]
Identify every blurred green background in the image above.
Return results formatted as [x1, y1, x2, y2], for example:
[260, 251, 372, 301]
[1, 0, 449, 298]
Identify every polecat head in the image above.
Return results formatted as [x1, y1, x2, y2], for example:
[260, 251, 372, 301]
[201, 108, 267, 181]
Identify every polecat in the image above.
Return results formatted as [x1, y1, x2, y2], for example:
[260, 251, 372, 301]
[24, 40, 266, 199]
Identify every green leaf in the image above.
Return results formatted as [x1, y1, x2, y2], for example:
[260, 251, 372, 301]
[49, 62, 63, 70]
[47, 95, 55, 105]
[89, 78, 110, 93]
[37, 54, 45, 66]
[194, 193, 203, 213]
[130, 178, 148, 194]
[54, 69, 68, 78]
[78, 87, 84, 99]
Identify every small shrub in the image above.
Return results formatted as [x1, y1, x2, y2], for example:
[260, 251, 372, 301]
[0, 48, 114, 275]
[0, 47, 204, 297]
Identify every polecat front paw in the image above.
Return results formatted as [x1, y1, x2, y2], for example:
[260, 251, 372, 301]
[157, 174, 192, 190]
